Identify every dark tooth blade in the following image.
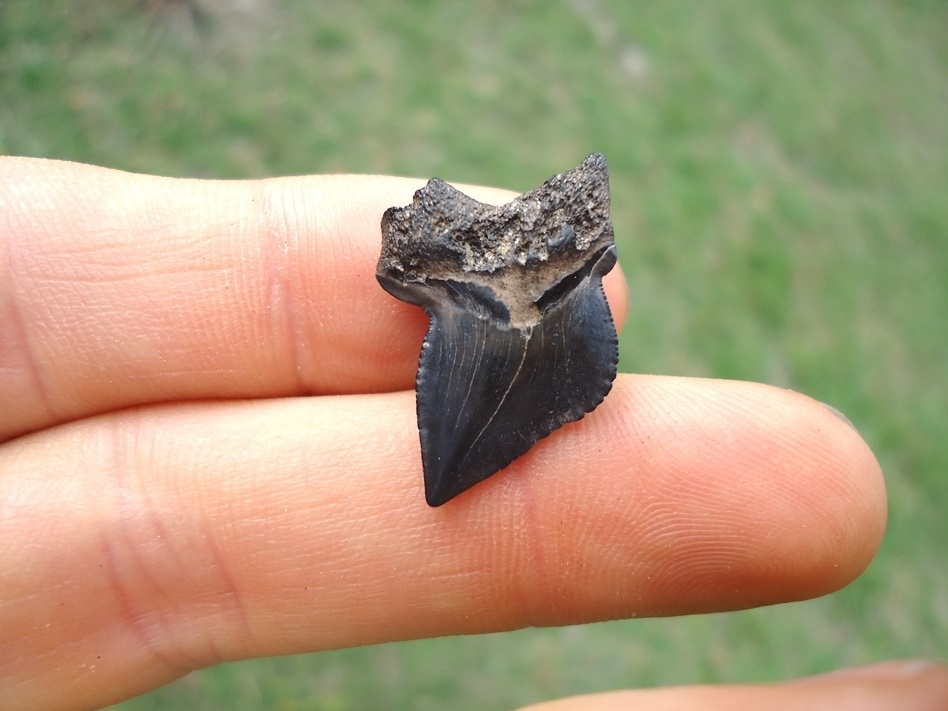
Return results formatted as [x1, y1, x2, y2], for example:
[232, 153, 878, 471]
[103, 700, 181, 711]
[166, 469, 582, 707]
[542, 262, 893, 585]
[377, 153, 619, 506]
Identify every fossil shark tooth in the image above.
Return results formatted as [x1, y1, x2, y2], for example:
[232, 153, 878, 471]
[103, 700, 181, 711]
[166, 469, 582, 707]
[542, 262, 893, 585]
[377, 153, 619, 507]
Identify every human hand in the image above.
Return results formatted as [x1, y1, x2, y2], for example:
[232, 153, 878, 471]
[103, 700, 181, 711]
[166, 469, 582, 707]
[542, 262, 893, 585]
[1, 158, 943, 710]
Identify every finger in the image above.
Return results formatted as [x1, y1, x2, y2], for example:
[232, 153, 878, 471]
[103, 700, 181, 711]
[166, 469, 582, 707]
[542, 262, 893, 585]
[0, 158, 628, 441]
[0, 376, 884, 709]
[518, 661, 948, 710]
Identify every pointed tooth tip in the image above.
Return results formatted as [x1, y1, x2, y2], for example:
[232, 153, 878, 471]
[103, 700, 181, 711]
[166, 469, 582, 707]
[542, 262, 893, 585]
[424, 481, 454, 507]
[425, 492, 448, 508]
[424, 460, 482, 507]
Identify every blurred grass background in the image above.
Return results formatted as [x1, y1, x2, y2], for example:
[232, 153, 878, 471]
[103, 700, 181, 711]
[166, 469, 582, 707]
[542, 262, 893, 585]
[2, 0, 946, 708]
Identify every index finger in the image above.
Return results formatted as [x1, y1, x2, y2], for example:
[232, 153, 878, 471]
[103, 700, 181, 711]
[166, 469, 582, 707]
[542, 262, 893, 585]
[0, 158, 629, 441]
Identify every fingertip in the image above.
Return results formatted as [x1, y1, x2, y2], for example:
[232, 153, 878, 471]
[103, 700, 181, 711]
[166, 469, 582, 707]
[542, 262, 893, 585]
[525, 377, 889, 616]
[748, 384, 888, 597]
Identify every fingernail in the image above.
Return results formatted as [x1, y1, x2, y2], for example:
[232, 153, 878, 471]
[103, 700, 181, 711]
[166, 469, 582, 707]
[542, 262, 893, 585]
[820, 401, 858, 431]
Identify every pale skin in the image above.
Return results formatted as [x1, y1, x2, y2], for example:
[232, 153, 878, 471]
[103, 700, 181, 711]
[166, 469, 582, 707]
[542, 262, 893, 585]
[0, 158, 945, 711]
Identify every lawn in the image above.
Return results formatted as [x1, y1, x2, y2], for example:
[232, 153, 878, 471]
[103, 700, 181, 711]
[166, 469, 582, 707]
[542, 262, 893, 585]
[2, 0, 946, 708]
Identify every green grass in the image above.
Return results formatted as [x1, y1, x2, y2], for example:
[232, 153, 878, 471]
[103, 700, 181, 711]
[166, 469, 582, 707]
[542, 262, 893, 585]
[2, 0, 946, 708]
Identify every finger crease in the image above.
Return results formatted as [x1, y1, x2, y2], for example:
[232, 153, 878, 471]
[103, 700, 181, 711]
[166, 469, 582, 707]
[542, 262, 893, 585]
[198, 516, 258, 662]
[101, 416, 192, 677]
[258, 182, 307, 392]
[1, 215, 57, 432]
